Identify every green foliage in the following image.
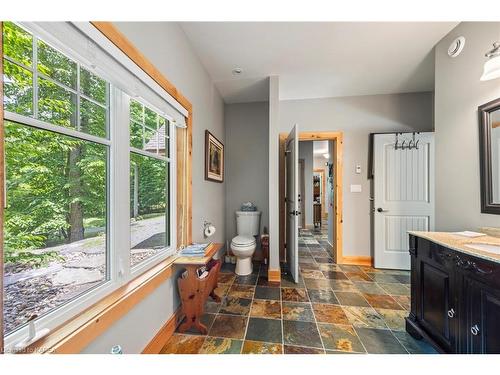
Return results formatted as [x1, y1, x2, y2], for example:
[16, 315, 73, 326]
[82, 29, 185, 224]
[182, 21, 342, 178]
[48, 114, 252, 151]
[2, 23, 168, 267]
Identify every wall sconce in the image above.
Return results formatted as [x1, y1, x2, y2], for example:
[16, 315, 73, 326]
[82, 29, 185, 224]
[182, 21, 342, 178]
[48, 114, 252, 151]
[480, 42, 500, 81]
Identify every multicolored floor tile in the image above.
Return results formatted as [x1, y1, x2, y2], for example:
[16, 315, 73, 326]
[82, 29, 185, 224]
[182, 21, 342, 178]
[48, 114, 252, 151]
[160, 227, 436, 355]
[318, 323, 366, 353]
[208, 315, 248, 339]
[283, 320, 323, 348]
[375, 308, 408, 331]
[245, 317, 283, 343]
[342, 306, 387, 329]
[334, 291, 370, 307]
[250, 300, 281, 319]
[199, 337, 243, 354]
[241, 340, 283, 354]
[282, 287, 309, 302]
[363, 293, 405, 310]
[282, 302, 315, 322]
[219, 297, 252, 315]
[227, 284, 255, 299]
[312, 303, 350, 324]
[254, 286, 280, 300]
[354, 327, 407, 354]
[284, 345, 325, 354]
[160, 334, 205, 354]
[307, 288, 339, 304]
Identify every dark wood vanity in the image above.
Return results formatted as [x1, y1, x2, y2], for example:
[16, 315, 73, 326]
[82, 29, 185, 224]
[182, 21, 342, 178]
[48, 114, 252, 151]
[406, 233, 500, 354]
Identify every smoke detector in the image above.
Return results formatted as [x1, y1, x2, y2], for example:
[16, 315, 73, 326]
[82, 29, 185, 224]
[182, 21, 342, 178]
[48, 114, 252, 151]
[448, 36, 466, 58]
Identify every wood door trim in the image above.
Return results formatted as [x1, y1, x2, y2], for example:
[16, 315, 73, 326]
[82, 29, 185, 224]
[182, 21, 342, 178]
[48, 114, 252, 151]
[279, 132, 343, 264]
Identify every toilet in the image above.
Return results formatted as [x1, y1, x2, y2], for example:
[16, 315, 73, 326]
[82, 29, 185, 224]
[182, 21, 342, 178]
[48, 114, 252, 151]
[231, 211, 261, 276]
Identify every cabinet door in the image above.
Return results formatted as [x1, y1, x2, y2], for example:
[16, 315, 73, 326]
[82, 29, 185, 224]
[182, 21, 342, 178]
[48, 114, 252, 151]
[469, 280, 500, 353]
[416, 248, 457, 352]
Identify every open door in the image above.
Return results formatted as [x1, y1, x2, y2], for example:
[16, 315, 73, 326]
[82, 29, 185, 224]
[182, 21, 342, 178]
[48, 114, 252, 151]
[373, 132, 435, 270]
[285, 125, 299, 282]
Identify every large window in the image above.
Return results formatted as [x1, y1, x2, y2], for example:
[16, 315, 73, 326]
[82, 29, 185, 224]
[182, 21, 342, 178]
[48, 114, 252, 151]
[2, 22, 175, 345]
[129, 100, 170, 267]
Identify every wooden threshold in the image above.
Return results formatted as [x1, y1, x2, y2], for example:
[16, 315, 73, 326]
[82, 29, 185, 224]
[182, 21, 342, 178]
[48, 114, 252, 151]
[25, 257, 175, 354]
[340, 256, 373, 267]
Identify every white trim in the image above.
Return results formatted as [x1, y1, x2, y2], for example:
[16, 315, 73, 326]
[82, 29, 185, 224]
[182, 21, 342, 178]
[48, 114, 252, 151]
[130, 147, 170, 162]
[72, 22, 189, 118]
[4, 111, 111, 146]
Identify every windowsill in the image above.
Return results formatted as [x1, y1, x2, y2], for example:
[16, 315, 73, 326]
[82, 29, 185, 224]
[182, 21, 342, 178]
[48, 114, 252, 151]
[21, 255, 177, 354]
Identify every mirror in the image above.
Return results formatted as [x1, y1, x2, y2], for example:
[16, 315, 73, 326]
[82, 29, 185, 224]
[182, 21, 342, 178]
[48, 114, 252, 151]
[479, 97, 500, 214]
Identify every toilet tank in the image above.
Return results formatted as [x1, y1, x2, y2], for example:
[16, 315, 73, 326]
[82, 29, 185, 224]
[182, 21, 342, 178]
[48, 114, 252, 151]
[236, 211, 261, 236]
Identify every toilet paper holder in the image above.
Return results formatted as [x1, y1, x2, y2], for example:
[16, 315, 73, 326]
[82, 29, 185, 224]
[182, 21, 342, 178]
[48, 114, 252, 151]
[203, 221, 216, 238]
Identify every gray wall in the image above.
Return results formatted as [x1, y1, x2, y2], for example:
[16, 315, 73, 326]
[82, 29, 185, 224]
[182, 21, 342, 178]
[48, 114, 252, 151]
[225, 102, 269, 255]
[268, 76, 280, 271]
[434, 22, 500, 232]
[299, 141, 314, 226]
[279, 92, 434, 257]
[82, 22, 225, 353]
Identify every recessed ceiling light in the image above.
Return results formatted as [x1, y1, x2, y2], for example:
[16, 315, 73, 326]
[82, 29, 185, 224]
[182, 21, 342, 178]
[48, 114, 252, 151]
[448, 36, 466, 58]
[232, 67, 243, 75]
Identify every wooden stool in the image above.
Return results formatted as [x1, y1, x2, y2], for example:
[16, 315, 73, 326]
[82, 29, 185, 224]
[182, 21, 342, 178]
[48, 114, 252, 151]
[175, 243, 223, 334]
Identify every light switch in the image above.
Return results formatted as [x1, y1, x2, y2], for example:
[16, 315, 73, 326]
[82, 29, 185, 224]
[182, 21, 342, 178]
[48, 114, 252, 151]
[356, 165, 362, 174]
[350, 184, 362, 193]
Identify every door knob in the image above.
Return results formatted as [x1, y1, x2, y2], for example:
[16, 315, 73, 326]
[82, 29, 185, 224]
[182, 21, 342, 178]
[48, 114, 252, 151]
[447, 308, 455, 318]
[377, 207, 389, 213]
[471, 324, 480, 336]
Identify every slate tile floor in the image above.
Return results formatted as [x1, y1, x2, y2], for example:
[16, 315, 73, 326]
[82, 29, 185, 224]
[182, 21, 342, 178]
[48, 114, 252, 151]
[160, 227, 437, 354]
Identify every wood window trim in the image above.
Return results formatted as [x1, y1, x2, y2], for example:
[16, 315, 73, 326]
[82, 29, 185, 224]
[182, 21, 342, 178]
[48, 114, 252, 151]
[279, 131, 343, 263]
[0, 21, 193, 353]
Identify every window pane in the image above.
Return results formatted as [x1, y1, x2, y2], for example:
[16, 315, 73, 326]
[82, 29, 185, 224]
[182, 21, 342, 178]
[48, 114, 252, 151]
[143, 126, 157, 153]
[130, 99, 143, 124]
[130, 153, 168, 267]
[3, 121, 108, 335]
[3, 59, 33, 116]
[37, 39, 77, 89]
[158, 117, 169, 157]
[130, 120, 143, 149]
[80, 67, 107, 105]
[38, 77, 77, 129]
[2, 22, 32, 67]
[80, 98, 107, 138]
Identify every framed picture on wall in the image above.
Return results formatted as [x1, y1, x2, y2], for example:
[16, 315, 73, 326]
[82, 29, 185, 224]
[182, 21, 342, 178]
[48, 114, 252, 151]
[205, 130, 224, 182]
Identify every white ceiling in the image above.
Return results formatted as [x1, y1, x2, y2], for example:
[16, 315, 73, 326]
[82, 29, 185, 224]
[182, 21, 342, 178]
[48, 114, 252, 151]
[180, 22, 458, 103]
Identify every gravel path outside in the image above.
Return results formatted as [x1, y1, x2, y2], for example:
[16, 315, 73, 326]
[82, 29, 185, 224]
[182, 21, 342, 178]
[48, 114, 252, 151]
[3, 215, 166, 335]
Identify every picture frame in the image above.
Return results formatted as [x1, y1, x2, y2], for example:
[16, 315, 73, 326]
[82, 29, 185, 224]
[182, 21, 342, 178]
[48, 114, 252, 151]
[205, 130, 224, 182]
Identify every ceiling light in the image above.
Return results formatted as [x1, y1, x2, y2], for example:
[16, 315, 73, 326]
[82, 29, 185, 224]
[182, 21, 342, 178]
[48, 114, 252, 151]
[232, 67, 243, 75]
[448, 36, 465, 58]
[323, 153, 330, 159]
[480, 42, 500, 81]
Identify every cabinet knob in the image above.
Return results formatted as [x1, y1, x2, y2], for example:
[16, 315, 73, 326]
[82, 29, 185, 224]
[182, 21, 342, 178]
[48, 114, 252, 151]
[447, 308, 455, 318]
[471, 324, 480, 336]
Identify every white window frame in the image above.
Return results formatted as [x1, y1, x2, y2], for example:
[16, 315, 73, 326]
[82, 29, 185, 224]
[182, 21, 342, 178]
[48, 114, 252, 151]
[2, 23, 177, 352]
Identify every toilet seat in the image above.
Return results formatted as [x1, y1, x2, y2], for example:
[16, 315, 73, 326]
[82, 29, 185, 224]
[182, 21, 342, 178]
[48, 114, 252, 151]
[231, 235, 256, 247]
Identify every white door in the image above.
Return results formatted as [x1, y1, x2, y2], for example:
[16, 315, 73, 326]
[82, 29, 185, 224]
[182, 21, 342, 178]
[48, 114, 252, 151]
[374, 133, 435, 270]
[286, 125, 299, 282]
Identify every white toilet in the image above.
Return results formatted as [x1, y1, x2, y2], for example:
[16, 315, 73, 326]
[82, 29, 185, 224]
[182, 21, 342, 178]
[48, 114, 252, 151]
[231, 211, 261, 276]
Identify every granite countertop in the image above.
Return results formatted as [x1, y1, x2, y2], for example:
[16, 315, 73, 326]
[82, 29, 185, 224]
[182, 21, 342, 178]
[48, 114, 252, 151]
[408, 231, 500, 264]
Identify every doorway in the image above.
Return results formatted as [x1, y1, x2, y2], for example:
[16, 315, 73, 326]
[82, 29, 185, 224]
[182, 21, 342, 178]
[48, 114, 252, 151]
[279, 132, 343, 264]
